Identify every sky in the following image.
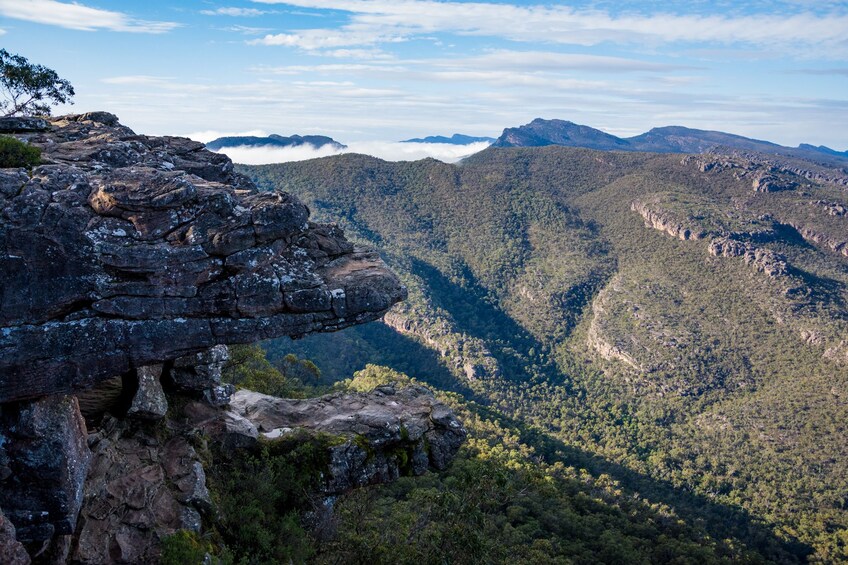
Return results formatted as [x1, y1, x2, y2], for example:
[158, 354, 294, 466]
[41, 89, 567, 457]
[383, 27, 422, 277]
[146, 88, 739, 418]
[1, 0, 847, 163]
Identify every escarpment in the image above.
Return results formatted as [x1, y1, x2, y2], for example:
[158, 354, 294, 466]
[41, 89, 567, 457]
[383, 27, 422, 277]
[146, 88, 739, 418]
[0, 114, 464, 563]
[0, 112, 406, 401]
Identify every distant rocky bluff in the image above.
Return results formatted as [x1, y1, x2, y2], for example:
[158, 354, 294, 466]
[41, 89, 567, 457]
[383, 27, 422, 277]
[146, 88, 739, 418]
[0, 113, 465, 563]
[205, 133, 346, 151]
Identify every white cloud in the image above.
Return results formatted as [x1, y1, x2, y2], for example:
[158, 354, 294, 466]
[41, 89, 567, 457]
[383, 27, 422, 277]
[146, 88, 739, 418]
[252, 63, 404, 74]
[201, 7, 267, 17]
[101, 75, 174, 85]
[251, 0, 848, 56]
[222, 24, 272, 34]
[212, 143, 343, 164]
[319, 48, 395, 60]
[211, 140, 490, 164]
[446, 50, 694, 73]
[250, 29, 405, 49]
[0, 0, 179, 33]
[348, 140, 491, 162]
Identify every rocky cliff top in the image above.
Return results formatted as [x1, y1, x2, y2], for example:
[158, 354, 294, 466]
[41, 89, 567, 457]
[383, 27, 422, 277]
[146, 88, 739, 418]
[0, 113, 406, 402]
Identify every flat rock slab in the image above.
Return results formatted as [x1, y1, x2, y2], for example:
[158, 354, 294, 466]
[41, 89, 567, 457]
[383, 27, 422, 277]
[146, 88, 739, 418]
[219, 384, 467, 493]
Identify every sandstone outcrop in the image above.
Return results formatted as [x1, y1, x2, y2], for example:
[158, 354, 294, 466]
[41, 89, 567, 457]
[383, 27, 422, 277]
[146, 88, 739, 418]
[813, 200, 847, 217]
[190, 384, 466, 494]
[0, 112, 406, 402]
[631, 200, 707, 240]
[72, 416, 212, 564]
[0, 396, 90, 543]
[383, 310, 502, 382]
[0, 113, 467, 563]
[752, 172, 797, 192]
[0, 507, 29, 565]
[708, 236, 789, 277]
[786, 221, 848, 258]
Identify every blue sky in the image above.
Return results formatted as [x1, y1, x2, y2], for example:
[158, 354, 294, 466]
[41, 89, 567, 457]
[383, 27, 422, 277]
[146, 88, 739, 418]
[1, 0, 847, 152]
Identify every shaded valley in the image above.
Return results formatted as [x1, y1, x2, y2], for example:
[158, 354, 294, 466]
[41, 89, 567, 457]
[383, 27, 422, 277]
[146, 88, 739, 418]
[243, 143, 848, 562]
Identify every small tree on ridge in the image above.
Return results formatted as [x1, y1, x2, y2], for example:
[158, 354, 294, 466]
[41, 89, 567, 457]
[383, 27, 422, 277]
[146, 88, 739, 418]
[0, 49, 74, 117]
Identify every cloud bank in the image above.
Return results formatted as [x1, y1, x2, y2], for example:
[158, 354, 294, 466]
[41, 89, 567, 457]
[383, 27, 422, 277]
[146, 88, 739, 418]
[209, 141, 491, 164]
[252, 0, 848, 56]
[0, 0, 179, 33]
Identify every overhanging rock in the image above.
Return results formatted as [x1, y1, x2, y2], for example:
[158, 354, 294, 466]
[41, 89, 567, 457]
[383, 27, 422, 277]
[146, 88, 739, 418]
[0, 112, 406, 403]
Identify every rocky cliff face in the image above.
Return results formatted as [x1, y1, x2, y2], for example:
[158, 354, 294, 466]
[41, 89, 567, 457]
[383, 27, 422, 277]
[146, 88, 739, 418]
[0, 112, 405, 402]
[0, 114, 462, 563]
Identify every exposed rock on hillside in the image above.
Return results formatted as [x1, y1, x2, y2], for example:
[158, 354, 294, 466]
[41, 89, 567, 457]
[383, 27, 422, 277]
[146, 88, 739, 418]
[752, 172, 798, 192]
[631, 193, 778, 244]
[786, 221, 848, 257]
[813, 200, 847, 217]
[384, 310, 501, 381]
[708, 236, 789, 277]
[586, 275, 702, 389]
[198, 384, 466, 493]
[73, 417, 211, 564]
[0, 113, 406, 402]
[587, 281, 644, 372]
[0, 114, 458, 563]
[631, 200, 707, 240]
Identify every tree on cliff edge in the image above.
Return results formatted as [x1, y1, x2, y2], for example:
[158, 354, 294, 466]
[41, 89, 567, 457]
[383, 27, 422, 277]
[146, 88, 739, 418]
[0, 49, 74, 117]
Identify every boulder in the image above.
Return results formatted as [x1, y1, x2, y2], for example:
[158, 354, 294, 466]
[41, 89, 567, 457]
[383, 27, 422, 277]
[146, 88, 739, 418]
[127, 365, 168, 420]
[73, 416, 211, 564]
[0, 396, 90, 543]
[0, 506, 29, 565]
[202, 384, 235, 407]
[0, 117, 49, 133]
[170, 345, 229, 392]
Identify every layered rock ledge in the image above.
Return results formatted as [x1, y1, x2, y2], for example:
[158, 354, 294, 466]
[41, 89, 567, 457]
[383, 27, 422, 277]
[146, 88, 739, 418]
[0, 113, 407, 402]
[0, 113, 459, 563]
[190, 384, 466, 494]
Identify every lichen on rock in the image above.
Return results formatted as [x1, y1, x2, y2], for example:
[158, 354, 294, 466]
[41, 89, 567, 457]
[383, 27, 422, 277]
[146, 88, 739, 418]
[0, 112, 407, 402]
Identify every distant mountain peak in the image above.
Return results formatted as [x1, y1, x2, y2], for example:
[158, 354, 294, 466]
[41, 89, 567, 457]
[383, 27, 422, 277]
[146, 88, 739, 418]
[492, 118, 630, 150]
[798, 143, 848, 157]
[401, 133, 495, 145]
[205, 134, 346, 151]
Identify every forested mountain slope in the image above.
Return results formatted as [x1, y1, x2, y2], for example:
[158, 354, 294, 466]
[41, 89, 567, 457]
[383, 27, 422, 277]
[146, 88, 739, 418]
[240, 145, 848, 561]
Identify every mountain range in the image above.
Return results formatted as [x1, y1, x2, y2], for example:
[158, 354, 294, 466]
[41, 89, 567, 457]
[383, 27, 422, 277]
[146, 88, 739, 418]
[4, 110, 846, 563]
[493, 118, 848, 165]
[205, 133, 346, 151]
[401, 133, 496, 145]
[241, 134, 848, 562]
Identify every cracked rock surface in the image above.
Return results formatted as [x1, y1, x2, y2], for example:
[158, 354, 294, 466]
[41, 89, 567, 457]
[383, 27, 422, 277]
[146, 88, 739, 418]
[0, 112, 406, 403]
[190, 384, 467, 494]
[72, 416, 212, 564]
